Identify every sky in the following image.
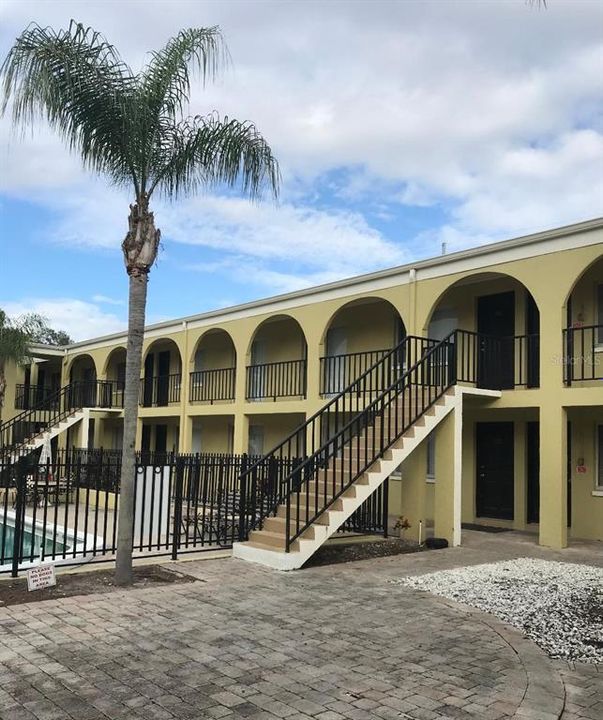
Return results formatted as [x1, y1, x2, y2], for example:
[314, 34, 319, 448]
[0, 0, 602, 341]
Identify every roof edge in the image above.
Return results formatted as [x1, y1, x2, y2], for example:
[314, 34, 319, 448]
[65, 216, 603, 350]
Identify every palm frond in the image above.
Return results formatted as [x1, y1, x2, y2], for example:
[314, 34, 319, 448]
[141, 27, 227, 121]
[149, 113, 280, 201]
[1, 21, 139, 190]
[139, 28, 227, 191]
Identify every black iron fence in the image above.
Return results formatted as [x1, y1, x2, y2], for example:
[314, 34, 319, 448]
[140, 374, 181, 407]
[1, 449, 386, 576]
[246, 359, 307, 400]
[563, 325, 603, 384]
[189, 368, 236, 403]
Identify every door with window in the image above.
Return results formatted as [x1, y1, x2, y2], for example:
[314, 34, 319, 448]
[477, 292, 515, 390]
[476, 422, 514, 520]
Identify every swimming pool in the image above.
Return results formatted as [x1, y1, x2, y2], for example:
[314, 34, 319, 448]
[1, 518, 68, 559]
[0, 512, 100, 571]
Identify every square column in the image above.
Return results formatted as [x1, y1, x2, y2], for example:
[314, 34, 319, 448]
[232, 414, 250, 455]
[399, 442, 428, 545]
[539, 403, 568, 548]
[434, 406, 462, 546]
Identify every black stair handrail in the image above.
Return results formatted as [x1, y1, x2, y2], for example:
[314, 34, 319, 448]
[0, 380, 122, 459]
[238, 334, 438, 539]
[282, 332, 458, 549]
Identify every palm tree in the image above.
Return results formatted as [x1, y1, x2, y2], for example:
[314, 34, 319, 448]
[1, 22, 279, 585]
[0, 310, 48, 425]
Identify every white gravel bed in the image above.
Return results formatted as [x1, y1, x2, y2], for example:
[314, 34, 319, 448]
[390, 558, 603, 663]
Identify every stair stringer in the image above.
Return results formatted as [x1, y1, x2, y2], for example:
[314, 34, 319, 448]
[7, 409, 87, 464]
[234, 387, 470, 571]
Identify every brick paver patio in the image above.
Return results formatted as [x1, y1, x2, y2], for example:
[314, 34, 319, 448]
[0, 530, 601, 720]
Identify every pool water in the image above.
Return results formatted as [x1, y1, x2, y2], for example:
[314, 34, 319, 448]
[1, 520, 67, 560]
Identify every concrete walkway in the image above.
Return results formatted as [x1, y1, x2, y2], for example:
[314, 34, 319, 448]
[0, 530, 601, 720]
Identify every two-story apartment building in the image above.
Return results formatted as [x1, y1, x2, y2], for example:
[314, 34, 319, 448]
[2, 217, 601, 563]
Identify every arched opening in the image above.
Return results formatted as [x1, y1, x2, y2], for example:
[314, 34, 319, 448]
[68, 353, 100, 408]
[190, 329, 236, 403]
[425, 272, 540, 390]
[142, 339, 182, 407]
[320, 297, 405, 395]
[563, 255, 603, 384]
[103, 347, 126, 406]
[246, 315, 307, 400]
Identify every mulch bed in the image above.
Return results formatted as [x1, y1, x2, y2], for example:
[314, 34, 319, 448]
[0, 565, 197, 607]
[304, 536, 424, 567]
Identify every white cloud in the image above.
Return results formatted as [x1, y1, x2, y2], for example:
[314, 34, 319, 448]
[92, 294, 125, 306]
[0, 0, 601, 299]
[165, 195, 408, 290]
[0, 298, 126, 341]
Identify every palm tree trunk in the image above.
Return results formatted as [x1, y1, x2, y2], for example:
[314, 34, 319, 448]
[115, 271, 147, 584]
[115, 195, 160, 586]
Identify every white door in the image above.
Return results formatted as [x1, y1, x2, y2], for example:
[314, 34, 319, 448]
[248, 425, 264, 456]
[250, 340, 267, 399]
[191, 419, 202, 454]
[326, 327, 347, 394]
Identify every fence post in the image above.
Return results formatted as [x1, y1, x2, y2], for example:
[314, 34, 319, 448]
[11, 457, 28, 578]
[238, 454, 248, 542]
[172, 457, 184, 561]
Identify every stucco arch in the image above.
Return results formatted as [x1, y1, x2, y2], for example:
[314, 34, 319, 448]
[422, 270, 540, 335]
[102, 346, 127, 379]
[563, 252, 603, 309]
[67, 353, 98, 381]
[142, 337, 183, 373]
[246, 314, 308, 362]
[319, 296, 406, 352]
[189, 328, 237, 369]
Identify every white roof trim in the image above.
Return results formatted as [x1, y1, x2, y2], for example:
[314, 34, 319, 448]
[66, 216, 603, 353]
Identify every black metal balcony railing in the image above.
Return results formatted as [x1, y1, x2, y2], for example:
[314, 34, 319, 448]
[67, 380, 125, 410]
[563, 325, 603, 384]
[246, 359, 307, 401]
[140, 374, 181, 407]
[189, 368, 236, 403]
[14, 384, 59, 410]
[453, 331, 540, 389]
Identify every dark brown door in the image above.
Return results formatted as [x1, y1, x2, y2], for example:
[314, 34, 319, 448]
[526, 293, 540, 388]
[476, 422, 514, 520]
[526, 421, 539, 523]
[477, 291, 515, 390]
[143, 354, 154, 406]
[156, 351, 171, 406]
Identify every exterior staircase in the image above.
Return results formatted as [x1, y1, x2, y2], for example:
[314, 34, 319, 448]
[233, 331, 499, 570]
[0, 381, 123, 462]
